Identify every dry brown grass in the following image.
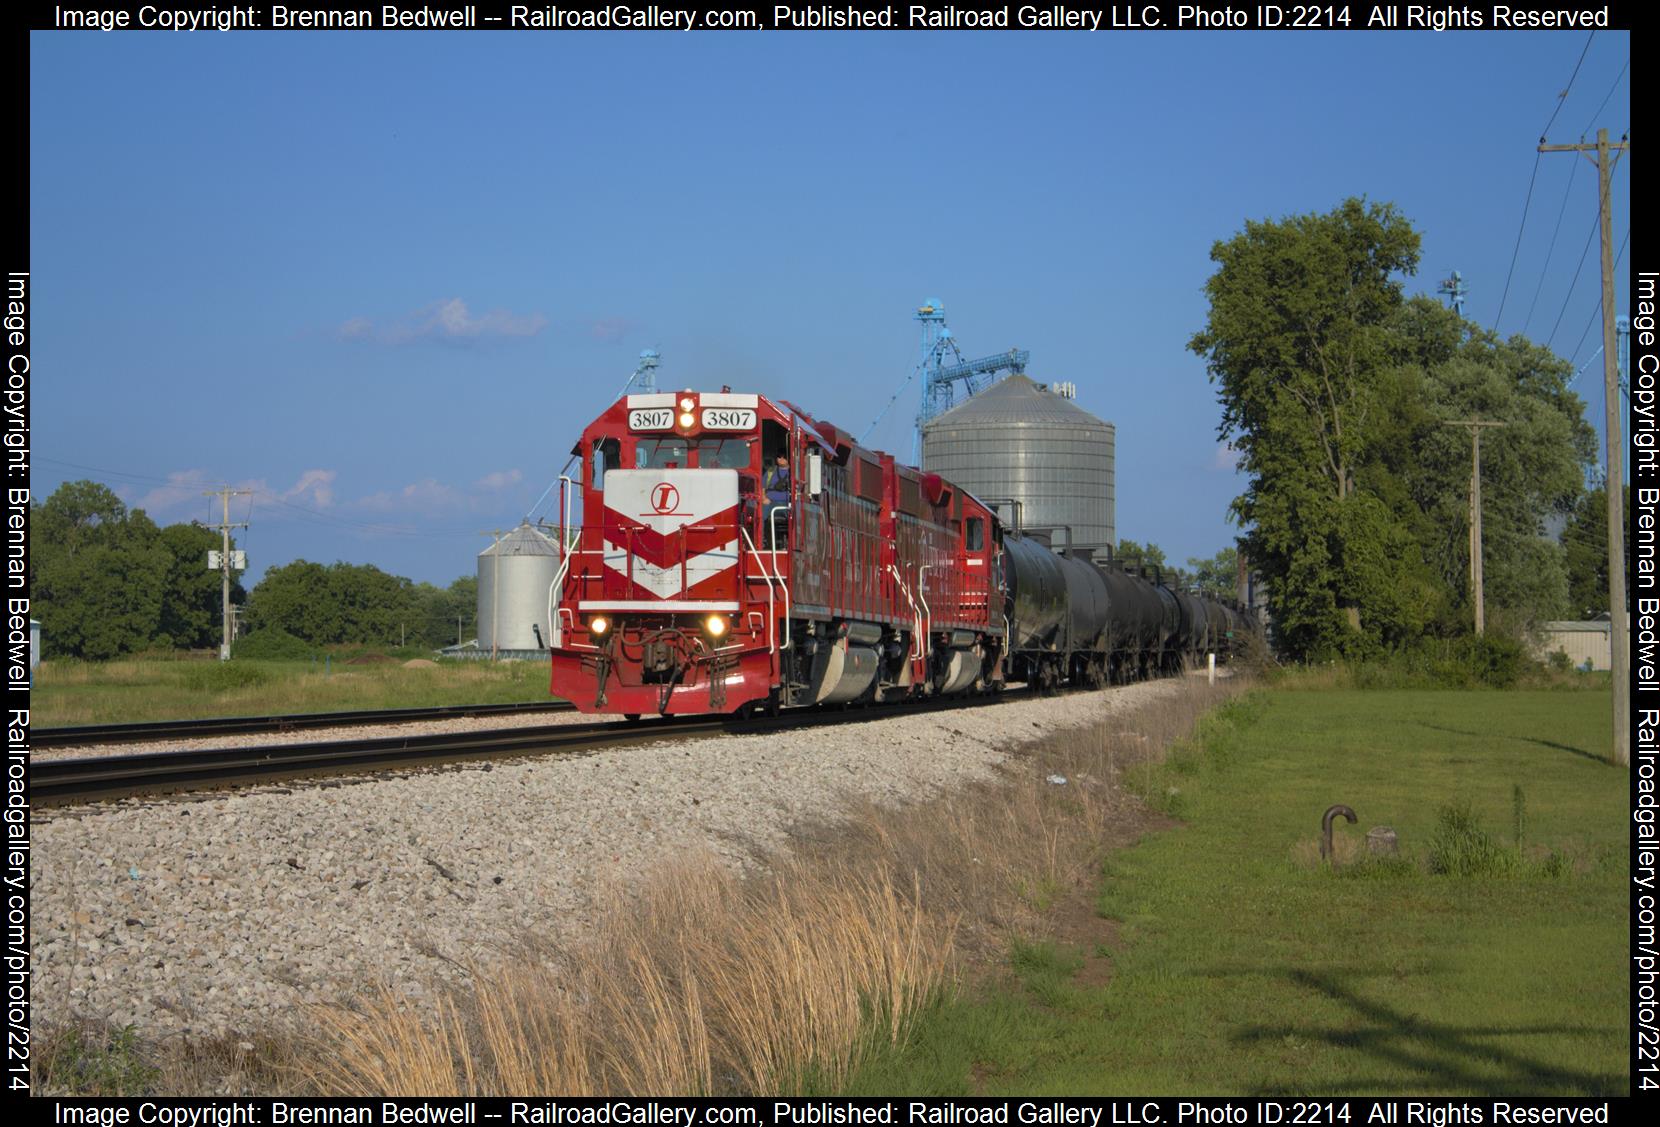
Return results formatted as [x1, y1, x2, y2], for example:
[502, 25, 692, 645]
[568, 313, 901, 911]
[303, 853, 953, 1096]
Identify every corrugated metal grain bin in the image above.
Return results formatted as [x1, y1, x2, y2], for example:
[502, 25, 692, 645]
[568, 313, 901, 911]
[922, 374, 1115, 551]
[477, 522, 562, 657]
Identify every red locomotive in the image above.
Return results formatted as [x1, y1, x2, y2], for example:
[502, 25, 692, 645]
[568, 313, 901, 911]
[549, 389, 1006, 716]
[549, 388, 1253, 716]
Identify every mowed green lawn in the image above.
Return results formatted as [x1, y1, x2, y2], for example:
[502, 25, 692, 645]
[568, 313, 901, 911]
[848, 689, 1628, 1096]
[30, 656, 555, 727]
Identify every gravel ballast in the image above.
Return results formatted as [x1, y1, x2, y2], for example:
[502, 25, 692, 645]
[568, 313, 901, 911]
[30, 679, 1191, 1039]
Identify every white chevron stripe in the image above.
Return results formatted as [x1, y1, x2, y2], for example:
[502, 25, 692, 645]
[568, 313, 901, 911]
[603, 539, 739, 599]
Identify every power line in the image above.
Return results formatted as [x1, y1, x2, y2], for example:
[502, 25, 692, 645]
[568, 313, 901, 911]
[1521, 160, 1577, 335]
[1498, 33, 1598, 332]
[35, 456, 232, 490]
[1580, 57, 1628, 138]
[1568, 227, 1630, 368]
[1545, 210, 1600, 349]
[1493, 155, 1540, 333]
[35, 456, 481, 539]
[1541, 31, 1595, 138]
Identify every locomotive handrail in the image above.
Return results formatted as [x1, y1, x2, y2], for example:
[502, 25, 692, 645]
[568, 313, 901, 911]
[742, 525, 790, 661]
[557, 474, 577, 548]
[916, 562, 935, 668]
[549, 526, 602, 652]
[548, 550, 575, 648]
[740, 526, 775, 660]
[887, 564, 923, 663]
[767, 504, 792, 652]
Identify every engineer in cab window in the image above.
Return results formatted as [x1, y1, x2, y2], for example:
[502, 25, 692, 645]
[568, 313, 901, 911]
[763, 454, 791, 540]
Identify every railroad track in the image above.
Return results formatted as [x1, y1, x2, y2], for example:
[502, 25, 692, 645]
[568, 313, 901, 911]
[32, 701, 577, 748]
[32, 692, 1011, 807]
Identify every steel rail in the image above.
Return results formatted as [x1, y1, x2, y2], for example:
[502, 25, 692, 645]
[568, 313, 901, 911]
[32, 701, 577, 749]
[33, 691, 1011, 808]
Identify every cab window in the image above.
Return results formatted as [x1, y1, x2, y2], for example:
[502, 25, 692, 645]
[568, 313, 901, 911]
[635, 438, 689, 468]
[695, 437, 754, 469]
[965, 517, 985, 552]
[591, 437, 621, 490]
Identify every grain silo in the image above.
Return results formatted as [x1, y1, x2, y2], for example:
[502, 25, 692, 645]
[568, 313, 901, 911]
[477, 521, 562, 658]
[922, 374, 1115, 551]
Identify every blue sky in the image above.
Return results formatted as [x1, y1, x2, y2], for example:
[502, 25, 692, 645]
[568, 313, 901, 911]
[29, 28, 1633, 586]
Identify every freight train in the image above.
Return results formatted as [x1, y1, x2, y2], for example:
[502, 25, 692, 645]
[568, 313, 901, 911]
[547, 388, 1253, 716]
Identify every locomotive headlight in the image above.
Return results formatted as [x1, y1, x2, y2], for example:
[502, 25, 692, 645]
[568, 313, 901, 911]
[679, 397, 695, 411]
[678, 411, 695, 427]
[589, 615, 610, 636]
[704, 614, 729, 639]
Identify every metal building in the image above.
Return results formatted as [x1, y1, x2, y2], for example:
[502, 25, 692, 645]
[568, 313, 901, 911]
[1529, 619, 1611, 671]
[921, 374, 1116, 551]
[477, 522, 562, 658]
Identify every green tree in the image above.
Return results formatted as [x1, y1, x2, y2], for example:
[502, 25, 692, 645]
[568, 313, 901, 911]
[245, 560, 417, 647]
[1113, 540, 1192, 585]
[1190, 198, 1428, 658]
[30, 482, 170, 659]
[1186, 546, 1239, 600]
[1385, 298, 1595, 631]
[156, 523, 245, 650]
[244, 560, 333, 642]
[1114, 539, 1167, 569]
[1563, 485, 1629, 619]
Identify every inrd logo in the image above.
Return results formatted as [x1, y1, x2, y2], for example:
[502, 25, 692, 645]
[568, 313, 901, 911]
[651, 483, 681, 514]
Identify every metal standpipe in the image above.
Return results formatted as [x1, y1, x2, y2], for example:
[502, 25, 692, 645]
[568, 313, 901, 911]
[1321, 804, 1357, 863]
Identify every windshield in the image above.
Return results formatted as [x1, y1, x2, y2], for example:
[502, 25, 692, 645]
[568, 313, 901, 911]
[635, 438, 690, 468]
[695, 437, 754, 469]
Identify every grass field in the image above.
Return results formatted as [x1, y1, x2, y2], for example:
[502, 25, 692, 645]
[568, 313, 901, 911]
[844, 688, 1627, 1096]
[29, 656, 555, 727]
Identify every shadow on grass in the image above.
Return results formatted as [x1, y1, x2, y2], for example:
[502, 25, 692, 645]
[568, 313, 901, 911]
[1416, 722, 1610, 766]
[1234, 968, 1623, 1096]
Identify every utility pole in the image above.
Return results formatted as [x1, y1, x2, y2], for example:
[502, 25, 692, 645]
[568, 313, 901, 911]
[203, 489, 251, 661]
[1541, 128, 1630, 766]
[1442, 421, 1506, 635]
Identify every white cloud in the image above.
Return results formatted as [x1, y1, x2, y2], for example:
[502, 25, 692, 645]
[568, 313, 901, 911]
[132, 469, 218, 515]
[339, 298, 547, 345]
[337, 316, 373, 340]
[1211, 442, 1240, 471]
[475, 469, 524, 491]
[282, 469, 337, 508]
[353, 478, 471, 514]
